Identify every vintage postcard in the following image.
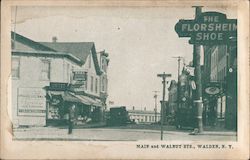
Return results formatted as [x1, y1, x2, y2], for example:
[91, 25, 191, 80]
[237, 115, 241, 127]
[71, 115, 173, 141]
[1, 0, 249, 159]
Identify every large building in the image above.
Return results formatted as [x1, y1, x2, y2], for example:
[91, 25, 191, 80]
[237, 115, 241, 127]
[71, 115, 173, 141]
[11, 32, 109, 127]
[128, 107, 160, 124]
[203, 40, 237, 130]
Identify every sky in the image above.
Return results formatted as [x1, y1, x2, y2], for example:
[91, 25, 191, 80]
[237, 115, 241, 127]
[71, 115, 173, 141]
[12, 6, 237, 111]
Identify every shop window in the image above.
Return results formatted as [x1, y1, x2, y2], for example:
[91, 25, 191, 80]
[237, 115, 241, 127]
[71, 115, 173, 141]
[40, 60, 50, 80]
[12, 57, 20, 78]
[217, 96, 226, 119]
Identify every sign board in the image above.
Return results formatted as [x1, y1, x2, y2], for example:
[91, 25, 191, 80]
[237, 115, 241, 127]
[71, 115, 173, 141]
[73, 71, 87, 81]
[18, 88, 46, 117]
[204, 82, 221, 95]
[205, 86, 220, 95]
[49, 82, 69, 91]
[175, 12, 237, 45]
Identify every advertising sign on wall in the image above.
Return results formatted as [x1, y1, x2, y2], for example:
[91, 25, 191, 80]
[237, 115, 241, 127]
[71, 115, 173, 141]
[17, 88, 46, 117]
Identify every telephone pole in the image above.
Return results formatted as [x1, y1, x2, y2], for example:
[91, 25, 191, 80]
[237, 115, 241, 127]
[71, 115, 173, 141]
[153, 91, 159, 122]
[172, 56, 184, 78]
[157, 72, 171, 140]
[192, 6, 203, 133]
[172, 56, 184, 128]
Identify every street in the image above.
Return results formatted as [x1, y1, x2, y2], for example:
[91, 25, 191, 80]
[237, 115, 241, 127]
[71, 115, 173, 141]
[13, 125, 236, 141]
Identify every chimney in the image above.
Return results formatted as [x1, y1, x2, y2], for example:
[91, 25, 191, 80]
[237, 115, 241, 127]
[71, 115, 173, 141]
[132, 106, 135, 110]
[52, 36, 57, 43]
[144, 107, 146, 111]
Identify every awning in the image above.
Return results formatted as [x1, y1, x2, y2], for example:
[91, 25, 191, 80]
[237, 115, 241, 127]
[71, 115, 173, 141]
[62, 92, 83, 104]
[74, 94, 103, 107]
[47, 91, 65, 96]
[47, 91, 103, 107]
[47, 90, 103, 107]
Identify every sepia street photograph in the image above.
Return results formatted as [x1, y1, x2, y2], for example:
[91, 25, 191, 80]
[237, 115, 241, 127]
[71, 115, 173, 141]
[10, 5, 238, 142]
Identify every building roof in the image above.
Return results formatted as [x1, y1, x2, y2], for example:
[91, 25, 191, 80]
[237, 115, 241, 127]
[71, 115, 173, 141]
[40, 42, 94, 64]
[11, 31, 56, 52]
[40, 42, 102, 75]
[11, 32, 103, 75]
[128, 110, 159, 114]
[12, 50, 83, 65]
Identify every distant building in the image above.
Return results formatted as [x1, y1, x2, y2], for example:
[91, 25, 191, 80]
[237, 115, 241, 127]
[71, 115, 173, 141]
[11, 32, 109, 127]
[127, 107, 160, 124]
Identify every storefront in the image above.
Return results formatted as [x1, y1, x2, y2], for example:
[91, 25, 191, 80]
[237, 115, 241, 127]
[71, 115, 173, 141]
[203, 82, 226, 127]
[46, 82, 104, 126]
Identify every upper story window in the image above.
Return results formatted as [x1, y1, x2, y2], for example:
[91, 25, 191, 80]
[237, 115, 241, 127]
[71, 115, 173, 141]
[88, 55, 91, 68]
[12, 57, 20, 78]
[40, 60, 50, 80]
[90, 76, 94, 92]
[66, 63, 70, 82]
[102, 77, 105, 92]
[101, 58, 106, 72]
[85, 75, 88, 90]
[95, 78, 98, 93]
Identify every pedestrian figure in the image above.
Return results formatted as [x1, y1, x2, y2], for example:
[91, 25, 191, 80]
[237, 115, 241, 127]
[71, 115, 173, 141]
[68, 104, 76, 134]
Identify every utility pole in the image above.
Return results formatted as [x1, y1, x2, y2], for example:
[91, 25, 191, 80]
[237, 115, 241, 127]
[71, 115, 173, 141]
[153, 91, 159, 122]
[192, 6, 203, 133]
[172, 56, 184, 78]
[172, 56, 184, 128]
[157, 72, 171, 140]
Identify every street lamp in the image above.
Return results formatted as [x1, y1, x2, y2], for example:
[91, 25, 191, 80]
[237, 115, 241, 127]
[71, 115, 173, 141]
[157, 72, 171, 140]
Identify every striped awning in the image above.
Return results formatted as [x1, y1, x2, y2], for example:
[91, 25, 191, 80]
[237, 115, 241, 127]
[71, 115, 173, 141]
[74, 94, 103, 107]
[47, 91, 103, 107]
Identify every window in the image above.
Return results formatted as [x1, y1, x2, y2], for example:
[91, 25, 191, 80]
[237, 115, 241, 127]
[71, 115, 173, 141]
[88, 55, 91, 68]
[102, 77, 105, 92]
[12, 57, 20, 78]
[95, 78, 98, 93]
[101, 58, 104, 69]
[66, 63, 70, 82]
[101, 58, 106, 72]
[41, 60, 50, 80]
[85, 75, 88, 90]
[90, 76, 94, 92]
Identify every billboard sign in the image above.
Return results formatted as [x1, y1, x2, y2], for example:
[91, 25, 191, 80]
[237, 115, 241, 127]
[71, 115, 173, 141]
[175, 12, 237, 45]
[17, 88, 46, 117]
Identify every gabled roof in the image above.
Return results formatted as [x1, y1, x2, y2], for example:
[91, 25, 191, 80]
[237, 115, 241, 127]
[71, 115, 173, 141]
[40, 42, 102, 75]
[11, 32, 103, 75]
[11, 31, 55, 52]
[40, 42, 94, 64]
[11, 32, 83, 65]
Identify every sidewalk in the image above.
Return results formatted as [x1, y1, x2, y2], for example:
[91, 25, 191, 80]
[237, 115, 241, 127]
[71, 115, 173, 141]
[13, 125, 237, 141]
